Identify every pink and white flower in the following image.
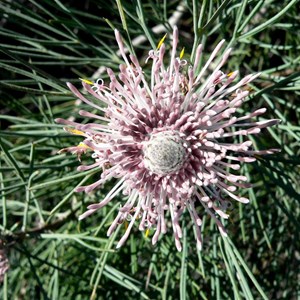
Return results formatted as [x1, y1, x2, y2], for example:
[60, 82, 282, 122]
[56, 27, 279, 251]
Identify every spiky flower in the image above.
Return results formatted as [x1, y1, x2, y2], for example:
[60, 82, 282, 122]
[56, 27, 279, 251]
[0, 240, 9, 283]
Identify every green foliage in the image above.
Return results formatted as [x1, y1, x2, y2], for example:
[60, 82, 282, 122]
[0, 0, 299, 299]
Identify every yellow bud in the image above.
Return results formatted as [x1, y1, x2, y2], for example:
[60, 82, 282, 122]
[145, 228, 150, 238]
[180, 47, 185, 59]
[157, 33, 167, 50]
[77, 142, 91, 149]
[79, 78, 94, 85]
[64, 127, 85, 136]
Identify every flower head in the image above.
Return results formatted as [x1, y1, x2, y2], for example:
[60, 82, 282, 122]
[56, 27, 279, 251]
[0, 240, 9, 283]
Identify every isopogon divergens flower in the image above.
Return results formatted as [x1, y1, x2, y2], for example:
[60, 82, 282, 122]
[56, 27, 279, 251]
[0, 240, 9, 283]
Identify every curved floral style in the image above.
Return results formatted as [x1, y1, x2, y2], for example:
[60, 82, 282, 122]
[56, 27, 279, 251]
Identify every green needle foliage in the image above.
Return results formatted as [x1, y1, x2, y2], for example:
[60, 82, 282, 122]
[0, 0, 299, 299]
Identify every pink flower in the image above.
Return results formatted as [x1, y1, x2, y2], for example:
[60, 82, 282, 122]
[56, 27, 279, 251]
[0, 240, 9, 282]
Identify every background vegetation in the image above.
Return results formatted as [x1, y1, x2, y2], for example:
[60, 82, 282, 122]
[0, 0, 299, 299]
